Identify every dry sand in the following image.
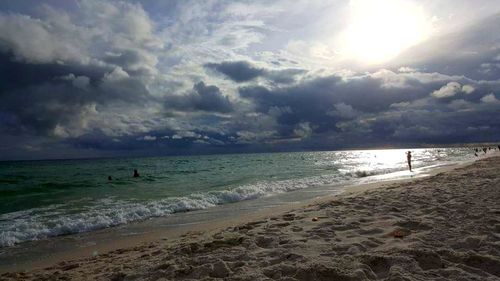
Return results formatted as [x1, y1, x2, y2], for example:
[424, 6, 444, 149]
[1, 156, 500, 281]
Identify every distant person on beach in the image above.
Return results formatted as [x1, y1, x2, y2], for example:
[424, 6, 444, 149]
[406, 151, 412, 172]
[483, 148, 487, 154]
[133, 169, 140, 178]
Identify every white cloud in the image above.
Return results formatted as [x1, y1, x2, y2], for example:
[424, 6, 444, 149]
[171, 131, 203, 139]
[328, 103, 358, 119]
[461, 84, 474, 94]
[398, 66, 417, 73]
[0, 13, 84, 63]
[0, 0, 164, 92]
[293, 122, 312, 139]
[59, 74, 90, 89]
[480, 93, 500, 103]
[53, 124, 70, 138]
[431, 82, 462, 98]
[104, 67, 130, 81]
[138, 135, 156, 141]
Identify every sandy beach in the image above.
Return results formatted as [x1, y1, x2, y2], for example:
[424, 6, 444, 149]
[1, 155, 500, 280]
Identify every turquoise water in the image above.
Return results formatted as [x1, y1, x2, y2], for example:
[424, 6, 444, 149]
[0, 148, 476, 247]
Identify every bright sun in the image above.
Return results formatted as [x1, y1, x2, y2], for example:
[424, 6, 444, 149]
[339, 0, 432, 64]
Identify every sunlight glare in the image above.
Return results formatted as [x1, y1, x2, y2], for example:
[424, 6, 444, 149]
[339, 0, 432, 64]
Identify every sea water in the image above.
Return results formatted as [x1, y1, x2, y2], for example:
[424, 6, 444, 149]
[0, 147, 477, 247]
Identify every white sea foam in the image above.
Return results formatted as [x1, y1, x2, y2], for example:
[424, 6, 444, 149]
[0, 147, 477, 247]
[0, 172, 349, 247]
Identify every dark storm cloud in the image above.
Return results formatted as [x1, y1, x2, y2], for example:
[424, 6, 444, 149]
[338, 101, 500, 145]
[1, 0, 500, 161]
[205, 61, 304, 84]
[239, 74, 417, 128]
[0, 52, 152, 137]
[1, 83, 88, 136]
[0, 52, 108, 93]
[205, 61, 264, 82]
[239, 70, 500, 145]
[165, 81, 233, 113]
[63, 127, 237, 157]
[0, 0, 169, 148]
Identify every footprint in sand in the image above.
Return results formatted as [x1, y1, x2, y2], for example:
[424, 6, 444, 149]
[360, 255, 392, 279]
[282, 213, 297, 221]
[408, 249, 444, 270]
[255, 235, 276, 248]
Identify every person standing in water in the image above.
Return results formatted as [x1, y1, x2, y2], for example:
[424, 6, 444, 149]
[406, 151, 412, 172]
[133, 169, 140, 177]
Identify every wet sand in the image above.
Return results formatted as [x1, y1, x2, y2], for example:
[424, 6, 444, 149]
[1, 155, 500, 280]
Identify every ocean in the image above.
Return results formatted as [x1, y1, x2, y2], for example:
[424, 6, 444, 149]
[0, 147, 476, 247]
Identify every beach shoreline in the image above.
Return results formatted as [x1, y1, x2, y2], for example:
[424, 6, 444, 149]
[0, 153, 480, 272]
[1, 154, 499, 280]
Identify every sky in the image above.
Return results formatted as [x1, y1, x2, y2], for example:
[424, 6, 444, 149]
[0, 0, 500, 160]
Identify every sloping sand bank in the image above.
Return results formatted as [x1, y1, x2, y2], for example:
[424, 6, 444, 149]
[2, 156, 500, 281]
